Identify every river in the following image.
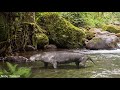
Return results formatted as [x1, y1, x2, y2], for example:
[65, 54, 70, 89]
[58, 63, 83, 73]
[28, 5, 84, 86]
[1, 49, 120, 78]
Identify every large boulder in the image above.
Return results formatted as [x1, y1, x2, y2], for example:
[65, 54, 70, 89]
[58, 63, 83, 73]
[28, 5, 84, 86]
[85, 28, 120, 50]
[37, 12, 85, 49]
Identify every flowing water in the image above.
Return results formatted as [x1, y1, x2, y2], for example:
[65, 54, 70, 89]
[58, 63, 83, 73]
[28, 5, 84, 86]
[1, 49, 120, 78]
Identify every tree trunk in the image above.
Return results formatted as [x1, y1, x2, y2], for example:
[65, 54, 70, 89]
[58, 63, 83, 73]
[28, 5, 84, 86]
[0, 12, 36, 56]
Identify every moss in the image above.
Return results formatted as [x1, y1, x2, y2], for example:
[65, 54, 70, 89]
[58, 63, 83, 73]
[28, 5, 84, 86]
[103, 24, 120, 33]
[37, 12, 85, 48]
[85, 30, 95, 40]
[92, 38, 102, 44]
[22, 22, 46, 33]
[32, 33, 49, 49]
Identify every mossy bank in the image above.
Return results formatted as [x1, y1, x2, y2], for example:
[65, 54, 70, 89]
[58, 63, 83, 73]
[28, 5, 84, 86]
[37, 12, 86, 49]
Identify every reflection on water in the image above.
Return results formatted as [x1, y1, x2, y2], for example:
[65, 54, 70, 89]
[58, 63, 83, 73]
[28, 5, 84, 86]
[1, 49, 120, 78]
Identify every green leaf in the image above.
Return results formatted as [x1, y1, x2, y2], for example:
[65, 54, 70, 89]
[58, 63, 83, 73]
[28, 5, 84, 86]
[13, 67, 31, 78]
[0, 71, 3, 75]
[2, 69, 9, 75]
[6, 62, 18, 74]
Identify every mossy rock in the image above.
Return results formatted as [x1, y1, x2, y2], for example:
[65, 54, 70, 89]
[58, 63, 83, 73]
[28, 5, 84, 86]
[103, 24, 120, 33]
[92, 37, 102, 44]
[86, 37, 106, 50]
[32, 33, 49, 49]
[115, 33, 120, 37]
[37, 12, 85, 48]
[85, 30, 95, 40]
[0, 14, 8, 42]
[86, 35, 119, 50]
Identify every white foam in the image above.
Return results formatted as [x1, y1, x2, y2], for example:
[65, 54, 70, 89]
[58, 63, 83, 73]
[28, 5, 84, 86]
[73, 49, 120, 54]
[91, 69, 120, 78]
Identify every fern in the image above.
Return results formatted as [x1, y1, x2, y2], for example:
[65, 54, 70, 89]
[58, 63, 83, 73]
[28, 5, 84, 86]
[0, 62, 31, 78]
[13, 67, 31, 78]
[2, 69, 9, 75]
[6, 62, 18, 74]
[0, 71, 3, 75]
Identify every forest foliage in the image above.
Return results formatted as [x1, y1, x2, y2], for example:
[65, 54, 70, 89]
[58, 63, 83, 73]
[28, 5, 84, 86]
[0, 12, 120, 56]
[0, 62, 31, 78]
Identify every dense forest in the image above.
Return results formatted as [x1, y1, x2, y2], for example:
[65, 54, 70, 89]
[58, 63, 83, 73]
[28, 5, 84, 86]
[1, 12, 120, 78]
[1, 12, 120, 56]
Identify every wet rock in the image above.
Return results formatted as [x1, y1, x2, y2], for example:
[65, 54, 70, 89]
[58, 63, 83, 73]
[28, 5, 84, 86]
[4, 56, 30, 63]
[85, 28, 120, 50]
[44, 44, 57, 50]
[24, 45, 36, 51]
[86, 36, 119, 50]
[89, 28, 115, 36]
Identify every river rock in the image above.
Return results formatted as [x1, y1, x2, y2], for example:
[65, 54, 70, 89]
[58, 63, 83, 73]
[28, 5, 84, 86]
[85, 28, 120, 50]
[44, 44, 57, 50]
[4, 56, 29, 63]
[24, 45, 36, 51]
